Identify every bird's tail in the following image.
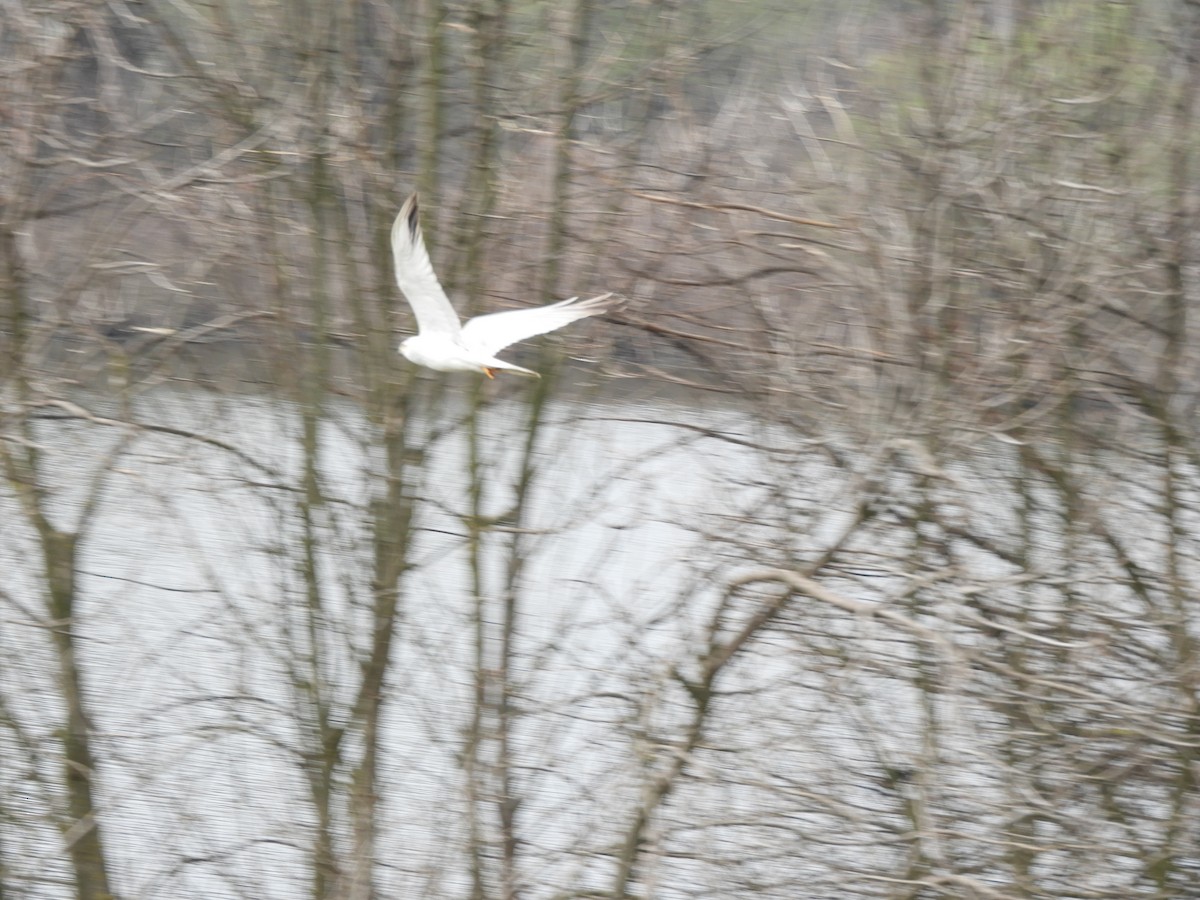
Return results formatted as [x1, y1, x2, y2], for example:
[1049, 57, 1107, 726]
[484, 360, 541, 379]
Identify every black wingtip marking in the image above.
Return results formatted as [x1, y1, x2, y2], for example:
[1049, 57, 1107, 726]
[405, 194, 421, 242]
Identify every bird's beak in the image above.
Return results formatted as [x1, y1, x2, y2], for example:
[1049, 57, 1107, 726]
[483, 368, 495, 379]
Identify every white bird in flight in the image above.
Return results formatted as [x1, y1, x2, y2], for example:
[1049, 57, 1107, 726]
[391, 194, 617, 378]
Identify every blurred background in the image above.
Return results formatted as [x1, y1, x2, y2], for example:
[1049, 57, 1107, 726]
[2, 1, 1199, 897]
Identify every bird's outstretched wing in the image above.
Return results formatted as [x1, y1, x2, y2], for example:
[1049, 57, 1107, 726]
[391, 194, 462, 337]
[461, 293, 618, 357]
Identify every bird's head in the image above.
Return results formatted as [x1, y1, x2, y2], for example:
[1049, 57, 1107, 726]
[398, 336, 417, 362]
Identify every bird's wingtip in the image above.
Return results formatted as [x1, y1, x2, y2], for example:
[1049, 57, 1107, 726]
[564, 291, 620, 311]
[588, 291, 624, 313]
[394, 193, 421, 243]
[404, 193, 420, 241]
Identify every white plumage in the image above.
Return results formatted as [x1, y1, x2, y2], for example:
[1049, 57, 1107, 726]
[391, 194, 616, 378]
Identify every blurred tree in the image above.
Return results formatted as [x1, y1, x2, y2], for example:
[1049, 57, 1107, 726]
[3, 1, 1200, 899]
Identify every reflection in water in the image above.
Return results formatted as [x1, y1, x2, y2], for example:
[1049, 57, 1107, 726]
[7, 382, 1178, 898]
[3, 385, 776, 898]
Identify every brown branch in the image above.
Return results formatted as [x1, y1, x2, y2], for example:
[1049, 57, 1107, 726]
[630, 190, 842, 230]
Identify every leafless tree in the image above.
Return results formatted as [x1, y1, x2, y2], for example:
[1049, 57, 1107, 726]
[3, 1, 1200, 899]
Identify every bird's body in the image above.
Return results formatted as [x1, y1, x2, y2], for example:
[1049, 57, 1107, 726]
[400, 332, 536, 378]
[391, 194, 616, 379]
